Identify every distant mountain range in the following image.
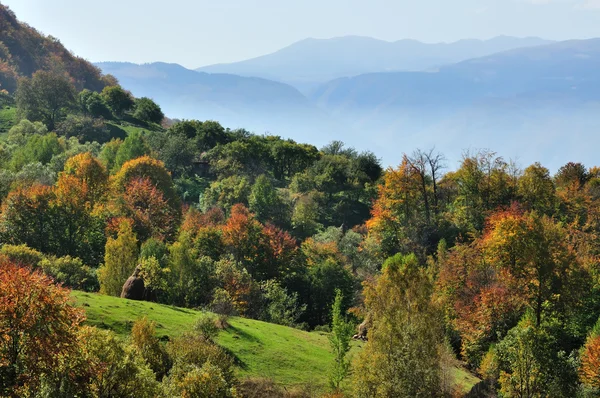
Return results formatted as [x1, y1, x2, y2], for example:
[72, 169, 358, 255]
[196, 36, 553, 94]
[96, 62, 339, 148]
[97, 37, 600, 171]
[310, 39, 600, 168]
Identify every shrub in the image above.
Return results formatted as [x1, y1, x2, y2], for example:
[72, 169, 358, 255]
[56, 115, 110, 143]
[194, 315, 221, 341]
[39, 255, 99, 291]
[166, 332, 236, 388]
[0, 244, 43, 267]
[131, 317, 171, 380]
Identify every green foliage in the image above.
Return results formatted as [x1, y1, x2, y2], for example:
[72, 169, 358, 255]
[78, 89, 111, 119]
[101, 85, 134, 116]
[10, 132, 63, 171]
[6, 119, 47, 146]
[201, 175, 251, 212]
[168, 235, 217, 307]
[77, 326, 160, 397]
[328, 289, 354, 390]
[194, 315, 221, 341]
[99, 138, 122, 172]
[306, 259, 355, 327]
[56, 114, 109, 143]
[15, 70, 76, 130]
[39, 255, 99, 291]
[131, 317, 171, 380]
[353, 253, 443, 397]
[98, 220, 139, 296]
[260, 279, 306, 327]
[113, 129, 150, 172]
[495, 313, 579, 398]
[249, 174, 287, 225]
[0, 243, 43, 267]
[133, 97, 164, 124]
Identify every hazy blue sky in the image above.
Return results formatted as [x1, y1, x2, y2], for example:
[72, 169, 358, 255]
[3, 0, 600, 68]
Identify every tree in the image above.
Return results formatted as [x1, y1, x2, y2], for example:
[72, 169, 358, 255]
[15, 70, 76, 130]
[483, 210, 577, 327]
[6, 119, 47, 146]
[101, 85, 134, 116]
[120, 177, 180, 242]
[62, 152, 109, 206]
[0, 184, 57, 253]
[328, 289, 354, 391]
[518, 162, 556, 215]
[580, 318, 600, 390]
[112, 155, 180, 209]
[9, 132, 63, 171]
[0, 260, 84, 395]
[353, 254, 443, 397]
[113, 130, 151, 172]
[78, 89, 111, 118]
[249, 174, 285, 224]
[98, 220, 139, 296]
[133, 97, 164, 124]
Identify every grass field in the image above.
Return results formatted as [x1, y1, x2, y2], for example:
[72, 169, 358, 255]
[72, 291, 479, 394]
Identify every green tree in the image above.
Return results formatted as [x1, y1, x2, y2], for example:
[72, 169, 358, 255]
[133, 97, 164, 124]
[9, 132, 63, 171]
[249, 174, 285, 224]
[6, 119, 47, 146]
[98, 220, 139, 296]
[78, 89, 111, 119]
[328, 289, 354, 391]
[15, 70, 76, 130]
[113, 130, 150, 172]
[353, 253, 443, 397]
[101, 85, 134, 116]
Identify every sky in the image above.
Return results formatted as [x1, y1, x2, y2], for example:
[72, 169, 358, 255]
[3, 0, 600, 69]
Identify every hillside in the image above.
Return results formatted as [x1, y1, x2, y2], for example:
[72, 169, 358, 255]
[0, 4, 108, 93]
[95, 62, 341, 148]
[72, 291, 480, 394]
[196, 35, 552, 93]
[310, 38, 600, 170]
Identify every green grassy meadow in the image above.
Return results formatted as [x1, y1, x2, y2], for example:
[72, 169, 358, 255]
[72, 291, 479, 394]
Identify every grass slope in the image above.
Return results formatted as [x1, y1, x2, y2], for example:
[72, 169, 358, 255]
[73, 291, 479, 393]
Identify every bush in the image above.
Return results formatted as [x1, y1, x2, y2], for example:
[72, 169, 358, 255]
[77, 326, 160, 397]
[131, 317, 171, 380]
[166, 331, 236, 388]
[211, 288, 237, 316]
[56, 115, 110, 143]
[0, 244, 43, 267]
[39, 255, 99, 291]
[164, 360, 237, 398]
[194, 315, 221, 341]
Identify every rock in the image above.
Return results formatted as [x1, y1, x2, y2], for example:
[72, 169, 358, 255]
[120, 265, 145, 300]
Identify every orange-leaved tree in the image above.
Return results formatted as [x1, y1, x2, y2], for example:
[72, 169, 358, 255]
[0, 258, 84, 395]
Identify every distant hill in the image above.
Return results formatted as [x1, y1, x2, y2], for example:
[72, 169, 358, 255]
[0, 5, 108, 93]
[95, 62, 338, 146]
[196, 35, 553, 93]
[310, 39, 600, 170]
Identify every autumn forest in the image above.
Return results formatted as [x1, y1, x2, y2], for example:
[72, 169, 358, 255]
[1, 3, 600, 398]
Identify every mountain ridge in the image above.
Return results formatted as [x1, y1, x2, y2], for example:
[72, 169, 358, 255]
[195, 35, 554, 93]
